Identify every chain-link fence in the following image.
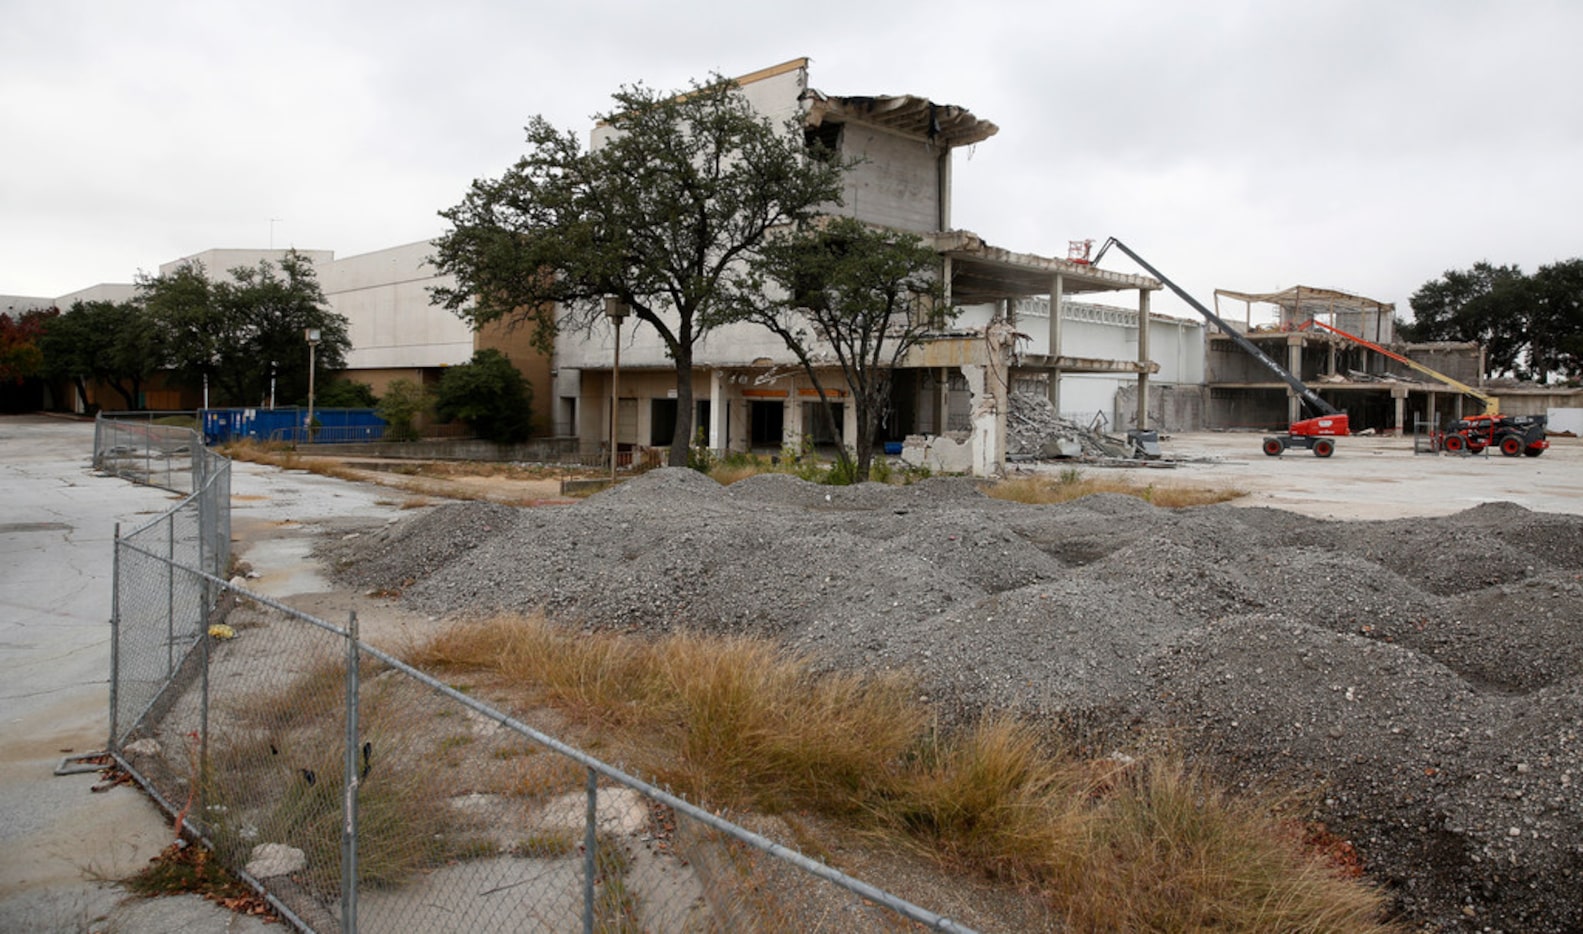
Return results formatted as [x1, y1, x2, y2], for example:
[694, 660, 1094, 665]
[102, 418, 974, 933]
[95, 411, 208, 492]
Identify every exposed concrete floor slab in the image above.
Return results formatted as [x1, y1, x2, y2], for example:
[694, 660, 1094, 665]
[1035, 431, 1583, 519]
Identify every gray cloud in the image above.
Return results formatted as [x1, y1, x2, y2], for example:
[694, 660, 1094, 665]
[4, 0, 1580, 321]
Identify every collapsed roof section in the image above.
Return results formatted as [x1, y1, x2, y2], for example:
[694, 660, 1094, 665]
[801, 89, 999, 148]
[932, 231, 1160, 305]
[1215, 285, 1394, 324]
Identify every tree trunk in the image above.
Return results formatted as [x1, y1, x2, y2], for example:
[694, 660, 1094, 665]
[669, 347, 694, 468]
[854, 411, 876, 478]
[852, 375, 891, 479]
[108, 379, 138, 410]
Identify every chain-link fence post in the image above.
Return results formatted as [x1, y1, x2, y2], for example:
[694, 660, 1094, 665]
[200, 603, 211, 822]
[583, 768, 598, 934]
[343, 610, 360, 934]
[109, 522, 121, 754]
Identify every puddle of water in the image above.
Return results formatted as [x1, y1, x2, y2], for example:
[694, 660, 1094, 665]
[241, 537, 332, 597]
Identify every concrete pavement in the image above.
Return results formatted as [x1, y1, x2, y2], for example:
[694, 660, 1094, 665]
[0, 415, 192, 931]
[0, 415, 405, 933]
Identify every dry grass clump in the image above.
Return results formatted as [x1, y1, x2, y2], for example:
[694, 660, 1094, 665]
[988, 469, 1244, 508]
[204, 656, 490, 894]
[409, 614, 1394, 930]
[410, 617, 924, 815]
[219, 439, 365, 483]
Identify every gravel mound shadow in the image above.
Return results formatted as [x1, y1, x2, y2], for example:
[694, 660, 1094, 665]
[327, 468, 1583, 931]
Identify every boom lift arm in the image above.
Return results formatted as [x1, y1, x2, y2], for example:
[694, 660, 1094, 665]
[1088, 238, 1347, 456]
[1299, 318, 1499, 414]
[1091, 239, 1340, 418]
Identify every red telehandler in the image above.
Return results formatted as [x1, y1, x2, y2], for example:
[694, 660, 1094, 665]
[1301, 319, 1548, 458]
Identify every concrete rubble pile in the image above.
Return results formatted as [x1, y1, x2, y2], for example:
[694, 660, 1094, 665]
[1006, 391, 1133, 459]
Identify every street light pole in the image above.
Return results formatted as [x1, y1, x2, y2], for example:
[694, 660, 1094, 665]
[604, 298, 630, 481]
[304, 328, 321, 443]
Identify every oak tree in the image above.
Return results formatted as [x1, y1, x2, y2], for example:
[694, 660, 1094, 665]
[432, 75, 846, 466]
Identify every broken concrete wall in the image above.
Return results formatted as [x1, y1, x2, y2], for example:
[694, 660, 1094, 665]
[1205, 387, 1289, 431]
[1114, 384, 1207, 432]
[899, 432, 976, 473]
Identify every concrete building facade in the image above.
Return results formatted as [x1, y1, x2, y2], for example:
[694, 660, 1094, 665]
[555, 58, 1168, 476]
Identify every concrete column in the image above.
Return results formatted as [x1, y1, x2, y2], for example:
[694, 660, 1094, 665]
[1048, 273, 1064, 416]
[709, 369, 727, 451]
[1392, 385, 1408, 434]
[1136, 290, 1151, 431]
[937, 149, 952, 231]
[1427, 391, 1437, 430]
[1287, 336, 1304, 425]
[939, 367, 951, 431]
[787, 392, 804, 450]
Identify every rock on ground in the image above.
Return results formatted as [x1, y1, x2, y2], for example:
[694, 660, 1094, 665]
[321, 468, 1583, 932]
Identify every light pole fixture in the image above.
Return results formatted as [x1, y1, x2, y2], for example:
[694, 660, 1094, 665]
[304, 328, 322, 443]
[604, 298, 630, 481]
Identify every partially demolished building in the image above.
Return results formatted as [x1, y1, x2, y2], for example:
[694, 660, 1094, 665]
[552, 58, 1203, 476]
[1205, 286, 1567, 432]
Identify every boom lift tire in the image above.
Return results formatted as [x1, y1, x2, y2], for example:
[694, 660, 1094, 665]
[1524, 446, 1544, 457]
[1312, 438, 1335, 458]
[1444, 434, 1466, 454]
[1499, 436, 1523, 457]
[1263, 437, 1286, 457]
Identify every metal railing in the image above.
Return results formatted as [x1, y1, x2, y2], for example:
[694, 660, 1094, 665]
[99, 415, 974, 933]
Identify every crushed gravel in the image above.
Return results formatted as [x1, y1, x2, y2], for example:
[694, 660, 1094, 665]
[319, 469, 1583, 931]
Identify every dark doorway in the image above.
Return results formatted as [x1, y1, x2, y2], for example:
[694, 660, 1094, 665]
[750, 400, 784, 447]
[802, 401, 843, 448]
[695, 400, 711, 447]
[650, 398, 677, 446]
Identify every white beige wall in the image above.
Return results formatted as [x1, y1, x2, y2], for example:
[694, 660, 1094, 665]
[320, 241, 474, 370]
[839, 129, 942, 233]
[158, 248, 335, 278]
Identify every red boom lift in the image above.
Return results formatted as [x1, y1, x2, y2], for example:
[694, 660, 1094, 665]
[1089, 239, 1349, 457]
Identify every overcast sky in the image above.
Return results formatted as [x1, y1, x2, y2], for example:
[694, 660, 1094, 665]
[5, 0, 1580, 322]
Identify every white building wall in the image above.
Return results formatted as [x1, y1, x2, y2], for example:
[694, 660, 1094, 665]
[319, 241, 474, 370]
[49, 284, 138, 307]
[158, 248, 335, 278]
[839, 129, 941, 233]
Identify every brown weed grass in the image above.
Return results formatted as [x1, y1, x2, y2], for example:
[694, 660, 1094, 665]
[409, 614, 1394, 931]
[987, 471, 1245, 508]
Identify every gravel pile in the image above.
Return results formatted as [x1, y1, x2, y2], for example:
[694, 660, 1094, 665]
[321, 469, 1583, 931]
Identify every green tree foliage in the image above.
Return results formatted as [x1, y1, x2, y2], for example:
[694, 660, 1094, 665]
[314, 379, 377, 408]
[0, 307, 55, 385]
[754, 217, 953, 479]
[1403, 259, 1583, 380]
[41, 300, 158, 410]
[1530, 259, 1583, 381]
[141, 251, 350, 406]
[432, 74, 846, 466]
[433, 349, 533, 443]
[376, 378, 428, 442]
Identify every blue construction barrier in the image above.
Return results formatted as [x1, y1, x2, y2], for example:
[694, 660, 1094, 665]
[201, 407, 387, 445]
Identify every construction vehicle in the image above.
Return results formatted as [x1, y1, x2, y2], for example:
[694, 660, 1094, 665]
[1301, 319, 1548, 457]
[1088, 239, 1349, 457]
